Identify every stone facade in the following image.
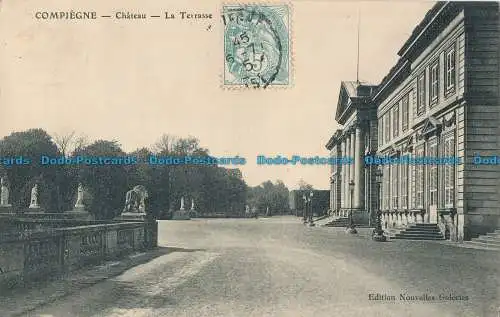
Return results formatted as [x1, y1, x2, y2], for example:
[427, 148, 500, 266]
[326, 82, 378, 225]
[326, 2, 500, 241]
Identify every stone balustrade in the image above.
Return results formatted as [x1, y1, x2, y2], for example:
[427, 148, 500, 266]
[0, 220, 157, 290]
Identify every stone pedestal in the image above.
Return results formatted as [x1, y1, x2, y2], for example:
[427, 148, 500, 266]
[172, 210, 191, 220]
[189, 209, 198, 218]
[115, 212, 147, 221]
[0, 206, 14, 214]
[24, 209, 46, 214]
[64, 209, 94, 221]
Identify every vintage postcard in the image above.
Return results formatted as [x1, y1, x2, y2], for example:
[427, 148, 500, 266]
[0, 0, 498, 316]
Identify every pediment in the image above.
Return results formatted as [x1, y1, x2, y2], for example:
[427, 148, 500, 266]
[386, 145, 400, 157]
[403, 135, 414, 152]
[420, 116, 442, 137]
[335, 84, 350, 122]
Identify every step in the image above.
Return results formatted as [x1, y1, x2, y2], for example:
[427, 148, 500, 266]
[410, 223, 440, 227]
[464, 241, 500, 251]
[396, 232, 444, 236]
[473, 237, 500, 245]
[325, 221, 349, 225]
[392, 236, 445, 240]
[394, 234, 444, 240]
[404, 227, 441, 232]
[486, 231, 500, 237]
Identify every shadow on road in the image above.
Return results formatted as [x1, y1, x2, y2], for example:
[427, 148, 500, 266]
[164, 246, 206, 253]
[3, 246, 207, 317]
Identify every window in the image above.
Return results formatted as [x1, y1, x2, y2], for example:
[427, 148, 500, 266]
[430, 62, 439, 105]
[402, 93, 409, 132]
[392, 105, 399, 138]
[401, 164, 408, 209]
[391, 164, 398, 209]
[415, 145, 424, 208]
[443, 133, 455, 206]
[417, 73, 426, 116]
[445, 48, 456, 93]
[429, 141, 438, 205]
[364, 130, 370, 152]
[384, 112, 391, 143]
[383, 165, 390, 210]
[378, 118, 383, 147]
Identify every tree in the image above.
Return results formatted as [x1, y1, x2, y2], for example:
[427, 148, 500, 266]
[247, 180, 290, 216]
[74, 140, 129, 220]
[53, 131, 90, 156]
[0, 128, 65, 211]
[298, 179, 314, 191]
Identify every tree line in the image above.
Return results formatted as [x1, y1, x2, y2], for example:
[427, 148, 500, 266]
[0, 129, 300, 219]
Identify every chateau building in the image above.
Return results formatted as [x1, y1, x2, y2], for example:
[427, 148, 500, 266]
[326, 1, 499, 241]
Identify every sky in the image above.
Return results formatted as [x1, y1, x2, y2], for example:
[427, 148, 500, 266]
[0, 0, 435, 190]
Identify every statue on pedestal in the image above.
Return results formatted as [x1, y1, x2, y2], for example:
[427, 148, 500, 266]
[190, 198, 195, 211]
[180, 196, 185, 211]
[123, 185, 148, 214]
[0, 177, 11, 207]
[29, 184, 40, 208]
[74, 183, 85, 209]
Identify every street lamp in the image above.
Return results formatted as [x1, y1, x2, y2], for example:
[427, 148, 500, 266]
[308, 191, 315, 227]
[347, 180, 357, 234]
[302, 194, 307, 224]
[372, 167, 387, 242]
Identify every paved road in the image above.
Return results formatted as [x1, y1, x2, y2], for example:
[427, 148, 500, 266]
[26, 217, 499, 317]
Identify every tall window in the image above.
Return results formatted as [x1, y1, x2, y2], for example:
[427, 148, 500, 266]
[417, 73, 426, 116]
[415, 145, 424, 208]
[445, 48, 456, 93]
[443, 133, 455, 206]
[402, 93, 409, 132]
[391, 163, 398, 209]
[383, 165, 390, 210]
[384, 112, 391, 143]
[378, 117, 383, 147]
[430, 62, 439, 105]
[401, 164, 408, 209]
[392, 105, 399, 138]
[429, 141, 438, 205]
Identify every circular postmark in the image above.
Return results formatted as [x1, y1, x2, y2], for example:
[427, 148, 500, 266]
[223, 5, 289, 88]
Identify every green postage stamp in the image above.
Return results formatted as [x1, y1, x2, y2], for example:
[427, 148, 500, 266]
[222, 4, 291, 88]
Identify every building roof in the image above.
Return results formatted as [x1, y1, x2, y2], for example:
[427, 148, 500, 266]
[335, 81, 377, 124]
[397, 2, 448, 57]
[373, 1, 462, 102]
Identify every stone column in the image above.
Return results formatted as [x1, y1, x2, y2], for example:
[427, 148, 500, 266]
[330, 175, 334, 212]
[350, 129, 356, 208]
[342, 137, 348, 209]
[354, 125, 364, 209]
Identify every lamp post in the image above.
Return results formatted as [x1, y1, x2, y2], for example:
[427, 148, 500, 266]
[372, 167, 387, 242]
[308, 191, 315, 227]
[302, 194, 307, 224]
[347, 180, 357, 234]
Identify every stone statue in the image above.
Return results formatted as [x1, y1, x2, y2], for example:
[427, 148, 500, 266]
[190, 198, 195, 210]
[123, 185, 148, 213]
[180, 196, 185, 211]
[29, 184, 40, 208]
[74, 183, 85, 209]
[0, 177, 11, 206]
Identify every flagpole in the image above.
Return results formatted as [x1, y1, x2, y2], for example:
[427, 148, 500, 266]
[356, 6, 360, 83]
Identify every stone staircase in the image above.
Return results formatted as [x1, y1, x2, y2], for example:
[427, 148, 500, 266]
[464, 230, 500, 251]
[323, 217, 371, 228]
[323, 217, 349, 227]
[391, 223, 445, 240]
[314, 215, 337, 226]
